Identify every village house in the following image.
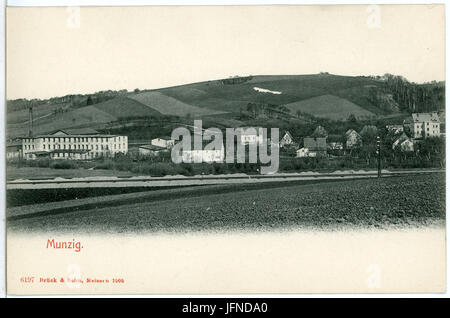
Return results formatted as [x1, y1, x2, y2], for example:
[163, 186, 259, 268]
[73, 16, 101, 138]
[296, 147, 311, 158]
[6, 140, 22, 160]
[403, 112, 440, 139]
[181, 146, 225, 163]
[302, 137, 327, 157]
[398, 139, 415, 152]
[279, 131, 294, 148]
[151, 136, 176, 149]
[345, 129, 362, 149]
[239, 127, 264, 145]
[386, 124, 404, 134]
[392, 132, 414, 152]
[327, 142, 344, 151]
[21, 129, 128, 160]
[138, 144, 167, 157]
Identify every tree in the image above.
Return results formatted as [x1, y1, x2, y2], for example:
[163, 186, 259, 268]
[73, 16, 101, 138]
[347, 114, 357, 124]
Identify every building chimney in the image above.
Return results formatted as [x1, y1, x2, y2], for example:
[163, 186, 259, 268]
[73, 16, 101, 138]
[28, 106, 33, 137]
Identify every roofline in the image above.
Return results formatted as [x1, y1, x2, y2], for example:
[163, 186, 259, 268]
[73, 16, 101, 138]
[20, 134, 124, 139]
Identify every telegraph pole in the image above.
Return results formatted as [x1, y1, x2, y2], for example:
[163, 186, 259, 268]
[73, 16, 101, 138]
[28, 104, 34, 137]
[377, 135, 381, 178]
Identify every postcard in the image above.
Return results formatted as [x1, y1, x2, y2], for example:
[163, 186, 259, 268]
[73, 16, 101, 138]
[5, 4, 446, 295]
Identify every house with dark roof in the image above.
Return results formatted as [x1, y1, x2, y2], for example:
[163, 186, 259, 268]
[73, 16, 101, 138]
[139, 144, 167, 157]
[302, 137, 327, 157]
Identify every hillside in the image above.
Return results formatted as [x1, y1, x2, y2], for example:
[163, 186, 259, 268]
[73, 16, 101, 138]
[6, 73, 444, 139]
[129, 91, 227, 117]
[285, 94, 375, 120]
[93, 96, 162, 119]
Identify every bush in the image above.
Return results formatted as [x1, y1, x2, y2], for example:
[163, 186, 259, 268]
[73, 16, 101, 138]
[50, 160, 77, 169]
[94, 160, 115, 170]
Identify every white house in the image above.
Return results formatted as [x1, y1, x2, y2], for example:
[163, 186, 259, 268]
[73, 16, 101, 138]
[21, 130, 128, 160]
[181, 148, 225, 163]
[392, 132, 414, 152]
[404, 112, 440, 139]
[399, 139, 414, 152]
[328, 142, 344, 150]
[345, 129, 362, 149]
[280, 131, 294, 148]
[6, 141, 22, 160]
[239, 127, 264, 145]
[296, 148, 310, 158]
[139, 144, 166, 156]
[151, 136, 176, 149]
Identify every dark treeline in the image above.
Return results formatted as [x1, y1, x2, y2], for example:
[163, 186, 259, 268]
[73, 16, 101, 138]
[6, 89, 131, 113]
[370, 74, 445, 113]
[221, 75, 253, 85]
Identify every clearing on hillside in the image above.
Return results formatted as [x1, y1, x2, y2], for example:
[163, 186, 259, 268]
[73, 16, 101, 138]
[129, 91, 228, 117]
[285, 94, 375, 120]
[93, 97, 162, 119]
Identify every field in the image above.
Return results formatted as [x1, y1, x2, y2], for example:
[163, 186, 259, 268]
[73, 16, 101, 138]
[129, 91, 227, 117]
[6, 173, 445, 233]
[285, 94, 375, 120]
[92, 96, 162, 118]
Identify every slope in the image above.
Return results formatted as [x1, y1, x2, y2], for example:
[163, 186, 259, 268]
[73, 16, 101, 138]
[285, 94, 375, 120]
[93, 96, 162, 119]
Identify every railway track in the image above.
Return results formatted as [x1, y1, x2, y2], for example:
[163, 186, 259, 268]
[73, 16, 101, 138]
[6, 169, 444, 189]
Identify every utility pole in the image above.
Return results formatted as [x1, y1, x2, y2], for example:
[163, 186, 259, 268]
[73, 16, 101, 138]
[28, 104, 34, 137]
[377, 135, 381, 178]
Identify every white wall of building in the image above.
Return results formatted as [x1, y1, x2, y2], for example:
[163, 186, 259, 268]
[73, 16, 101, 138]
[22, 134, 128, 160]
[151, 138, 175, 149]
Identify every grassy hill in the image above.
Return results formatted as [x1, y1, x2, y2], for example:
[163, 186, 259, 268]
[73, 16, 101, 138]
[155, 74, 391, 115]
[93, 96, 162, 119]
[129, 91, 227, 117]
[7, 73, 424, 138]
[286, 94, 375, 120]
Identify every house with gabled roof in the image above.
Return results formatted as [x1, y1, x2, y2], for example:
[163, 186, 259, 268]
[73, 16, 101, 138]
[280, 131, 294, 148]
[345, 129, 362, 149]
[302, 137, 327, 157]
[392, 132, 414, 152]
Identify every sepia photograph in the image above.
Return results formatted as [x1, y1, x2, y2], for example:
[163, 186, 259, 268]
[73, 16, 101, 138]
[3, 3, 447, 295]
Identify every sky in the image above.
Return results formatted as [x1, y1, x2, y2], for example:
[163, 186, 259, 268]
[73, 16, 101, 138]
[6, 4, 446, 100]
